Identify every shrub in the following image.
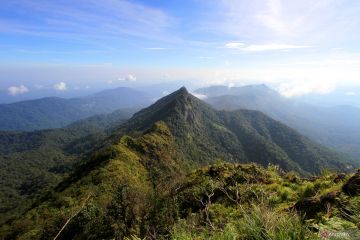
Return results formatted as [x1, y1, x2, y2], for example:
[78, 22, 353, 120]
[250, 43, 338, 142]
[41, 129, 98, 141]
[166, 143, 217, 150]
[235, 206, 319, 240]
[300, 182, 316, 199]
[171, 205, 319, 240]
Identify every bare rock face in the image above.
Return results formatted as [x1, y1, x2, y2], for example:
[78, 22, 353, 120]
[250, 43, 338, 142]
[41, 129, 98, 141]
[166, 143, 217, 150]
[342, 171, 360, 196]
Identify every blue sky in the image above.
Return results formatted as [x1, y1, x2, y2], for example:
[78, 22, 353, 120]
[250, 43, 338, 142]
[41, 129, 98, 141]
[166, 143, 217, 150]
[1, 0, 360, 98]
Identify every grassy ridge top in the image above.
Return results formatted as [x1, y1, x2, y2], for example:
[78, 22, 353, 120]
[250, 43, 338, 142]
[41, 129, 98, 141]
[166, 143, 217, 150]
[1, 121, 359, 239]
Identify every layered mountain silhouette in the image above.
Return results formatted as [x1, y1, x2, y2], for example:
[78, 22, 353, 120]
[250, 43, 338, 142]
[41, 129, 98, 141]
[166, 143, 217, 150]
[0, 87, 356, 239]
[195, 85, 360, 159]
[115, 87, 353, 174]
[0, 87, 151, 131]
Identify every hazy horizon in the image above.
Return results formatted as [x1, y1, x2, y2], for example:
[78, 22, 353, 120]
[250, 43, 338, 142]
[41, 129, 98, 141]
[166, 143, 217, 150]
[1, 0, 360, 103]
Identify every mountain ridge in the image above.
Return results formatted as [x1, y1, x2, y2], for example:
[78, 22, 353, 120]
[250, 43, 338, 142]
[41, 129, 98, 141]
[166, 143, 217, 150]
[113, 87, 354, 174]
[0, 87, 151, 131]
[0, 108, 133, 223]
[0, 87, 358, 239]
[195, 84, 360, 159]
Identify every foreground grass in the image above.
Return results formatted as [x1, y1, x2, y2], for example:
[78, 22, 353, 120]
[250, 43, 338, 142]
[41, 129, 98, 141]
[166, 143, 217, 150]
[171, 205, 319, 240]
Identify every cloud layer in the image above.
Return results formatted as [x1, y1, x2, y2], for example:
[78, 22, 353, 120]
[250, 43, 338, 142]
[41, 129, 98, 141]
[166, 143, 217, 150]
[1, 0, 360, 99]
[118, 74, 137, 82]
[278, 80, 336, 98]
[224, 42, 310, 52]
[8, 85, 29, 96]
[53, 82, 67, 91]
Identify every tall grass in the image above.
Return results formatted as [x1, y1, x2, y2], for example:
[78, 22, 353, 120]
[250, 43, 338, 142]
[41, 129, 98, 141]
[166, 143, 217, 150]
[171, 205, 319, 240]
[339, 196, 360, 229]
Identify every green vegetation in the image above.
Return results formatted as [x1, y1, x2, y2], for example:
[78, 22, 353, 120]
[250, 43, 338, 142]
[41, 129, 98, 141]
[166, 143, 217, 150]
[2, 147, 360, 239]
[0, 121, 186, 239]
[168, 164, 360, 240]
[117, 87, 355, 174]
[0, 110, 130, 224]
[195, 84, 360, 160]
[0, 87, 359, 239]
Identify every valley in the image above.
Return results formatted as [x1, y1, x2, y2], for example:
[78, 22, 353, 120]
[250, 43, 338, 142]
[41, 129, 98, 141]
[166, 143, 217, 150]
[0, 88, 359, 239]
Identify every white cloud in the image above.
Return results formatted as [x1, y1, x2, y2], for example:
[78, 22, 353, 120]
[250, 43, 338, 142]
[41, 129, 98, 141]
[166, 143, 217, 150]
[331, 48, 345, 51]
[118, 74, 137, 82]
[2, 0, 175, 43]
[7, 85, 29, 96]
[242, 44, 310, 52]
[192, 92, 207, 100]
[288, 59, 360, 66]
[203, 0, 360, 46]
[255, 0, 288, 34]
[228, 82, 235, 88]
[127, 74, 137, 82]
[346, 91, 357, 96]
[224, 42, 244, 49]
[224, 42, 310, 52]
[278, 80, 336, 98]
[54, 82, 67, 91]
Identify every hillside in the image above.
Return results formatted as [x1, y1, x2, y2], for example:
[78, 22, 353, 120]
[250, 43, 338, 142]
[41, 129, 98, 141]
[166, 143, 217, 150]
[0, 109, 131, 224]
[0, 87, 150, 131]
[195, 85, 360, 159]
[1, 124, 359, 239]
[116, 87, 353, 174]
[0, 87, 357, 239]
[0, 120, 185, 239]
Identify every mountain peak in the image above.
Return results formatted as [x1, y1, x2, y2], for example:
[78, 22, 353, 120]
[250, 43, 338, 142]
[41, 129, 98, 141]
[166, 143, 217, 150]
[117, 87, 211, 134]
[161, 86, 192, 104]
[176, 86, 189, 95]
[254, 84, 271, 90]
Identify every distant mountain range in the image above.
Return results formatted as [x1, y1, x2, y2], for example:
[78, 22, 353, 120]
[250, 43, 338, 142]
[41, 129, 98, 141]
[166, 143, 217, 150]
[114, 87, 353, 175]
[0, 87, 356, 239]
[195, 84, 360, 159]
[0, 87, 151, 131]
[2, 83, 360, 161]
